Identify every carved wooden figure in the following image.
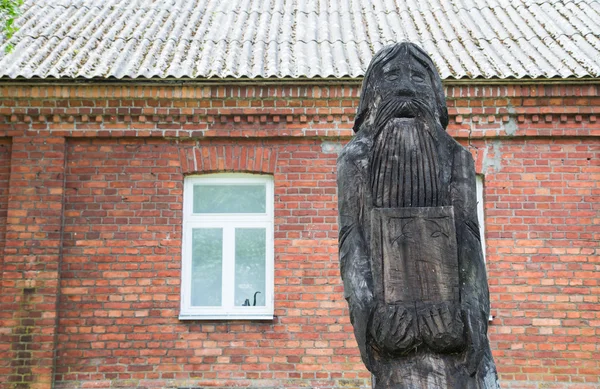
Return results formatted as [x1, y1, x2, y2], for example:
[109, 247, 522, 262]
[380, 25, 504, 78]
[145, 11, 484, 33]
[337, 42, 501, 389]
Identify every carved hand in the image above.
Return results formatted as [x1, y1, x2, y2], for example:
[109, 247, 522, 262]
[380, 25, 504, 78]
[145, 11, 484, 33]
[417, 302, 465, 354]
[369, 301, 419, 355]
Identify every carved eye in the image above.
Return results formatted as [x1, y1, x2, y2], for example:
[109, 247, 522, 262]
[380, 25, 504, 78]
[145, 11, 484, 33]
[386, 73, 400, 81]
[412, 73, 426, 83]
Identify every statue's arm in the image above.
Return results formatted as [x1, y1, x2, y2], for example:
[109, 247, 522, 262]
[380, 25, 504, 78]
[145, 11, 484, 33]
[337, 144, 375, 370]
[450, 147, 491, 374]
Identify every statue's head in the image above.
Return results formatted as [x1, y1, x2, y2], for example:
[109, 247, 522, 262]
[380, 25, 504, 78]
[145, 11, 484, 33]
[353, 42, 448, 134]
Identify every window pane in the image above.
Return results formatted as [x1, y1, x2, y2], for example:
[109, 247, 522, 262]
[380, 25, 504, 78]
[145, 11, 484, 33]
[235, 228, 266, 307]
[191, 228, 222, 306]
[193, 184, 266, 213]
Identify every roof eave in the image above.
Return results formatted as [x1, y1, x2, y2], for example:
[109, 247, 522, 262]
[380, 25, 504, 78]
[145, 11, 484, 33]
[0, 76, 599, 86]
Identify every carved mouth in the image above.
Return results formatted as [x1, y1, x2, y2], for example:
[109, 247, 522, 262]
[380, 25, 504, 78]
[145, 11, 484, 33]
[375, 98, 427, 128]
[395, 111, 416, 119]
[394, 101, 418, 118]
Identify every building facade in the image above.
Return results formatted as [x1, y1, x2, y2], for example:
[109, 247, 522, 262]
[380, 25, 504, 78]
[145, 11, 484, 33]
[0, 81, 598, 389]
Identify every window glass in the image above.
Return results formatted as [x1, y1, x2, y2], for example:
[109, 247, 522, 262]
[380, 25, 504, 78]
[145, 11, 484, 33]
[193, 184, 266, 213]
[191, 228, 223, 306]
[235, 228, 266, 307]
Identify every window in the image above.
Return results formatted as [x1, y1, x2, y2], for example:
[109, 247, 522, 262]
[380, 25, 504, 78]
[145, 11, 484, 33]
[180, 174, 274, 320]
[475, 175, 487, 262]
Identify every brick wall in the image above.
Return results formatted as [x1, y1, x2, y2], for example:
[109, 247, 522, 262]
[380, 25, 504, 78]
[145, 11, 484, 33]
[0, 83, 598, 389]
[0, 138, 10, 251]
[469, 137, 599, 387]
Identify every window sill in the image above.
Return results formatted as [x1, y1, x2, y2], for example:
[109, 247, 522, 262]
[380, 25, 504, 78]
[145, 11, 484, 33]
[179, 313, 274, 321]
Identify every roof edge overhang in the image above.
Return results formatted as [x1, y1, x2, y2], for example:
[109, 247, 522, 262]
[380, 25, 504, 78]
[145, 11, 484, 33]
[1, 76, 599, 86]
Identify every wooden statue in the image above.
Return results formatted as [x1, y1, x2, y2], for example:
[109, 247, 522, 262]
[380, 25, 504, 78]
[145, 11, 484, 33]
[337, 42, 501, 388]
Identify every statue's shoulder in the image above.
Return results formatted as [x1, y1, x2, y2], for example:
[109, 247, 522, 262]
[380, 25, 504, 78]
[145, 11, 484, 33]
[437, 130, 475, 168]
[337, 135, 370, 173]
[453, 141, 476, 170]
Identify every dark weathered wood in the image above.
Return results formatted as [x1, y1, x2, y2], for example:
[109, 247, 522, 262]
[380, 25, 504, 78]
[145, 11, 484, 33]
[337, 42, 501, 388]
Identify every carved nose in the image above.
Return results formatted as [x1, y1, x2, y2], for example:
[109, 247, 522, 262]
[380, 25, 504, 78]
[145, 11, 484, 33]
[397, 79, 417, 97]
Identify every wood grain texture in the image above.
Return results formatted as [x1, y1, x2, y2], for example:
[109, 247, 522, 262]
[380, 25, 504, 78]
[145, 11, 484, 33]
[338, 42, 501, 388]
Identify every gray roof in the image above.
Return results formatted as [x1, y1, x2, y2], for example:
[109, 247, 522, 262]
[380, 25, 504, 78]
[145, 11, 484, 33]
[0, 0, 599, 80]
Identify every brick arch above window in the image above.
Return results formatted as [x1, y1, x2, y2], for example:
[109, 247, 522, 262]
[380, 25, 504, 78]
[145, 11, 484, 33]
[179, 145, 278, 175]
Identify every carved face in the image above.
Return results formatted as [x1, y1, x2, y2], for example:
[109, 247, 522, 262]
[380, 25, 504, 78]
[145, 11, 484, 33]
[353, 42, 449, 133]
[365, 58, 439, 133]
[378, 59, 437, 114]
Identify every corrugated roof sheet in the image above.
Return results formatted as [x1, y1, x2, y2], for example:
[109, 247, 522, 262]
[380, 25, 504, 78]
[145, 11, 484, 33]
[0, 0, 599, 80]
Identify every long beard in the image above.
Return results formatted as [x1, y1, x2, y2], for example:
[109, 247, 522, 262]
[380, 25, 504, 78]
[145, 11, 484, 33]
[369, 112, 442, 208]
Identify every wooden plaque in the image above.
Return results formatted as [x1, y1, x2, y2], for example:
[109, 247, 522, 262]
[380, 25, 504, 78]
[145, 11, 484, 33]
[370, 206, 460, 305]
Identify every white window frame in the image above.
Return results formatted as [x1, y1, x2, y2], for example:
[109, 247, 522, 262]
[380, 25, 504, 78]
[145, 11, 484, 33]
[179, 173, 274, 320]
[476, 174, 494, 321]
[475, 175, 487, 263]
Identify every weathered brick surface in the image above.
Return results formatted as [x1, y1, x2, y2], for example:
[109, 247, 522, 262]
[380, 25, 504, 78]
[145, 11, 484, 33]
[0, 138, 10, 250]
[0, 83, 598, 389]
[469, 138, 600, 388]
[0, 136, 66, 389]
[0, 138, 11, 378]
[57, 138, 355, 389]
